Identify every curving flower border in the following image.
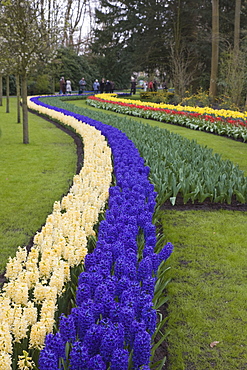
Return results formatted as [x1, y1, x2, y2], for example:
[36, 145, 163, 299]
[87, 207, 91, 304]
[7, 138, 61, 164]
[29, 96, 173, 370]
[90, 93, 247, 123]
[0, 97, 113, 369]
[86, 94, 247, 141]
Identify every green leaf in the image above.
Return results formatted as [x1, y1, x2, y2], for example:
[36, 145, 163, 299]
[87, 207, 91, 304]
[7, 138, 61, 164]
[154, 295, 169, 310]
[151, 329, 171, 355]
[234, 190, 246, 203]
[151, 356, 167, 370]
[153, 315, 169, 340]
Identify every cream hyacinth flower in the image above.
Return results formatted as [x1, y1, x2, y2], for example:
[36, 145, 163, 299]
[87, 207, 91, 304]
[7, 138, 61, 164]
[0, 323, 12, 354]
[12, 315, 29, 343]
[0, 97, 113, 360]
[18, 350, 35, 370]
[29, 322, 47, 349]
[0, 352, 12, 370]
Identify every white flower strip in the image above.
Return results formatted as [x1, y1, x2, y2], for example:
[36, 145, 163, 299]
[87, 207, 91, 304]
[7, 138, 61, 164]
[0, 97, 113, 366]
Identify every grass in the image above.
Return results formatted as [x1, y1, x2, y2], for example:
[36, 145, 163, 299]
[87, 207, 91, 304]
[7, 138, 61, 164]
[65, 97, 247, 369]
[162, 210, 247, 370]
[0, 97, 77, 274]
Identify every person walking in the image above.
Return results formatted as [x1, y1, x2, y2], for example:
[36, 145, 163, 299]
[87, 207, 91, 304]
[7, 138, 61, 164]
[148, 80, 153, 92]
[66, 79, 72, 94]
[130, 78, 137, 95]
[93, 79, 100, 94]
[79, 77, 87, 94]
[110, 81, 115, 93]
[153, 79, 158, 92]
[100, 78, 105, 93]
[59, 77, 65, 94]
[105, 80, 112, 93]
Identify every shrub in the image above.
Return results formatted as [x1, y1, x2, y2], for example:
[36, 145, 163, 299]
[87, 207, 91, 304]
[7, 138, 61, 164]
[181, 88, 212, 108]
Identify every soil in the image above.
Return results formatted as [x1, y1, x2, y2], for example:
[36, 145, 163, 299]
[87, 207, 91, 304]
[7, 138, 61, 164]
[162, 192, 247, 212]
[1, 112, 246, 369]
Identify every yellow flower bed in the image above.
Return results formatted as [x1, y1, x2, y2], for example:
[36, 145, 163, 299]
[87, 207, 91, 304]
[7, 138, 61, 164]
[97, 93, 247, 121]
[0, 97, 113, 367]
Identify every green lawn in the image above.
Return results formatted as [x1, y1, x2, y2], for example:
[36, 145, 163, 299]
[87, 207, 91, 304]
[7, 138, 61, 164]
[163, 210, 247, 370]
[0, 97, 77, 273]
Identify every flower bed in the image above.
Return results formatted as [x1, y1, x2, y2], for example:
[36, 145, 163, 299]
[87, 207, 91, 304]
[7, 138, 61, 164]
[45, 95, 247, 206]
[0, 96, 173, 369]
[29, 96, 173, 369]
[87, 94, 247, 141]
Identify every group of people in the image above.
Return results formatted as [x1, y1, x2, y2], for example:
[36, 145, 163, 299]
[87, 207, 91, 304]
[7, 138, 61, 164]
[142, 80, 158, 92]
[59, 77, 72, 94]
[78, 77, 115, 94]
[141, 80, 168, 92]
[92, 78, 115, 94]
[130, 78, 168, 94]
[60, 76, 116, 95]
[60, 75, 168, 95]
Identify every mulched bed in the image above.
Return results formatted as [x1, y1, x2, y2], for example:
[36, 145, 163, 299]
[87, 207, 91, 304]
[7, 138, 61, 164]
[162, 192, 247, 212]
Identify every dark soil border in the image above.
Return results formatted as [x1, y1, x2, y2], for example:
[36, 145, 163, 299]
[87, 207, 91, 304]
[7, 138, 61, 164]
[161, 193, 247, 212]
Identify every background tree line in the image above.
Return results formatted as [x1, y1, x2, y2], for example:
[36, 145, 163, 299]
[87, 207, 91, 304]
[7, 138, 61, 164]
[92, 0, 247, 105]
[0, 0, 247, 143]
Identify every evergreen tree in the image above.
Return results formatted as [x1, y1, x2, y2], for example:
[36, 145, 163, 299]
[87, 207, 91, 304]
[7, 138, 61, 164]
[92, 0, 170, 82]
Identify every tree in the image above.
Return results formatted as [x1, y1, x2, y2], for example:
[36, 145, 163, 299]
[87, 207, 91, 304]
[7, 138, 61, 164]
[62, 0, 94, 47]
[52, 46, 100, 92]
[167, 0, 210, 93]
[0, 0, 59, 144]
[170, 43, 203, 98]
[209, 0, 219, 99]
[16, 74, 21, 123]
[217, 0, 247, 107]
[0, 74, 2, 106]
[5, 75, 9, 113]
[0, 39, 17, 113]
[234, 0, 241, 52]
[92, 0, 170, 81]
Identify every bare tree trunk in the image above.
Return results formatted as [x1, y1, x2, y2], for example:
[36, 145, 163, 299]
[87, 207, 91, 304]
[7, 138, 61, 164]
[209, 0, 219, 100]
[234, 0, 241, 53]
[16, 74, 21, 123]
[0, 74, 2, 106]
[21, 74, 29, 144]
[174, 0, 181, 52]
[6, 75, 10, 113]
[234, 0, 242, 106]
[62, 0, 73, 45]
